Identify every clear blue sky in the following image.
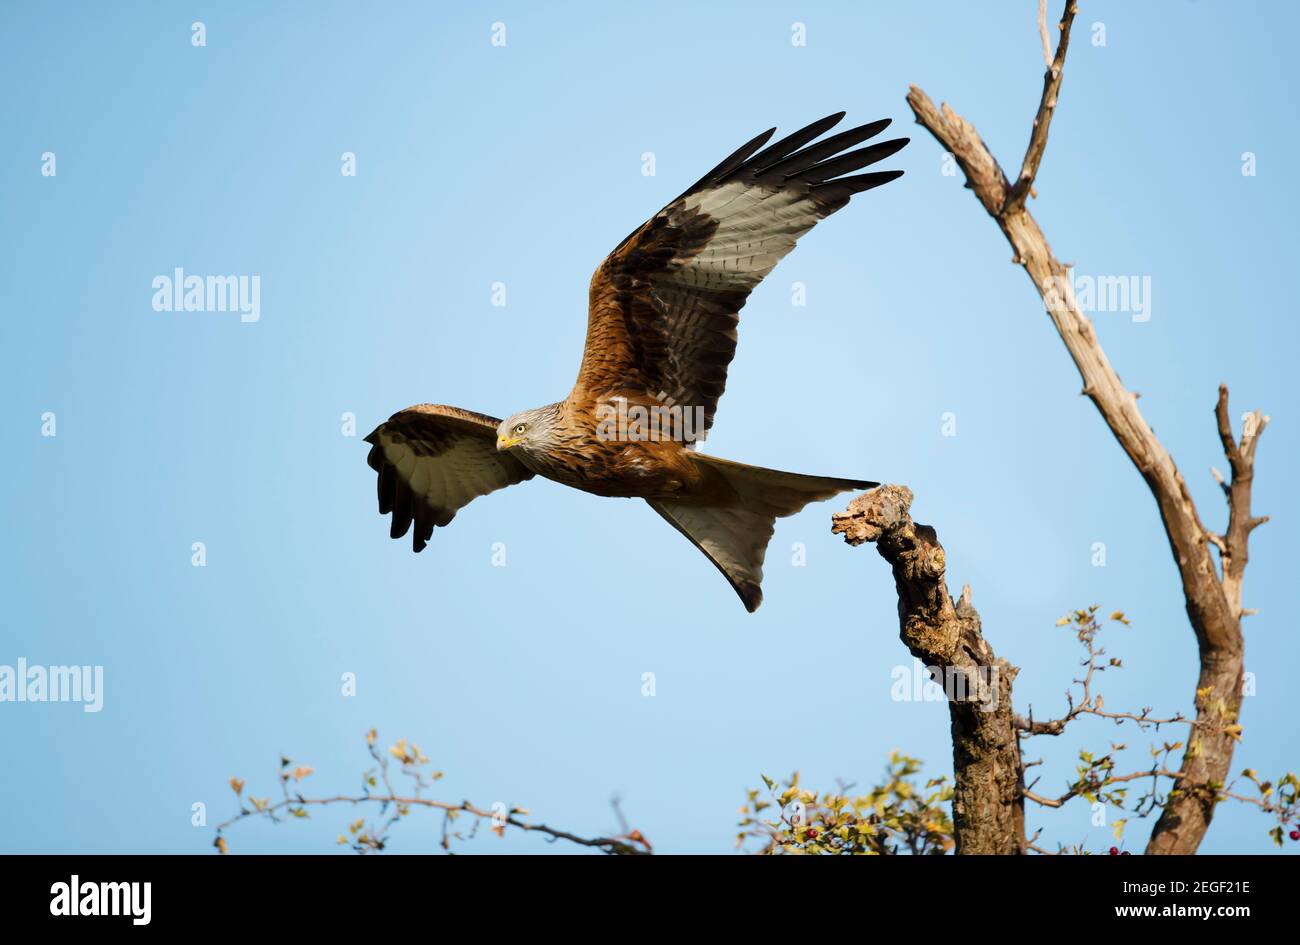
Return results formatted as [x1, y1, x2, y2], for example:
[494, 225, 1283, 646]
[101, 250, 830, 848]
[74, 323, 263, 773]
[0, 1, 1293, 854]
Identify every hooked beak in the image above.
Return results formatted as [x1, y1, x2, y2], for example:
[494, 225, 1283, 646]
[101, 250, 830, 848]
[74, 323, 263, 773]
[497, 435, 521, 451]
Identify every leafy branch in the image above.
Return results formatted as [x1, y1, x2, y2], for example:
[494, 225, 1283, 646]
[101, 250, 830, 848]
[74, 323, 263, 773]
[738, 753, 954, 855]
[1013, 608, 1297, 851]
[214, 729, 651, 855]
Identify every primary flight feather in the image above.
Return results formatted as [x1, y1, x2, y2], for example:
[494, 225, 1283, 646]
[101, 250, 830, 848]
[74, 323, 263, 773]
[365, 112, 907, 611]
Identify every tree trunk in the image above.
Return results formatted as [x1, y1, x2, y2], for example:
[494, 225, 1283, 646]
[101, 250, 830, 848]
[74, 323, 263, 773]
[834, 486, 1025, 854]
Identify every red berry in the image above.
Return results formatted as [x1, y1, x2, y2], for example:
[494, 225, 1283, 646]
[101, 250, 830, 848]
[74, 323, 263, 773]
[1289, 829, 1300, 841]
[1108, 846, 1119, 855]
[807, 828, 818, 839]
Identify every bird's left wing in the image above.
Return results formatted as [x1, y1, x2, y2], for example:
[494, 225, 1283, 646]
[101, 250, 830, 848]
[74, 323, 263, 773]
[576, 112, 907, 439]
[364, 404, 534, 551]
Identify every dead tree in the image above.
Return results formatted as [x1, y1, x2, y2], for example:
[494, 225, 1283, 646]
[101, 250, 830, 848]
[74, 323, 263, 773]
[833, 488, 1024, 854]
[837, 0, 1268, 855]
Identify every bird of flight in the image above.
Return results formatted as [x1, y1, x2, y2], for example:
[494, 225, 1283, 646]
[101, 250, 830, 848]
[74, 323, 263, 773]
[365, 113, 907, 611]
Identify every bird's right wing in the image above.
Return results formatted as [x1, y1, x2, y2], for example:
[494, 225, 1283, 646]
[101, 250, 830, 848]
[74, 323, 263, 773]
[365, 404, 534, 551]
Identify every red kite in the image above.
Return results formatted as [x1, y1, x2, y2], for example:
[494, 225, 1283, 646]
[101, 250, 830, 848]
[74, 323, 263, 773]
[366, 113, 906, 611]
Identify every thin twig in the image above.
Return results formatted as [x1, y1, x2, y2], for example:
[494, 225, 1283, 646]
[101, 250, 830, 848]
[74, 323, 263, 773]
[1006, 0, 1079, 211]
[1037, 0, 1053, 68]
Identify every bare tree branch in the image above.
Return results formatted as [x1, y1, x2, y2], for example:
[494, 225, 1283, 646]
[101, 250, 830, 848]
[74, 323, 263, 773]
[1007, 0, 1079, 211]
[1024, 768, 1184, 810]
[904, 0, 1268, 854]
[1214, 385, 1269, 617]
[1036, 0, 1053, 68]
[215, 793, 649, 855]
[215, 731, 651, 855]
[1014, 609, 1193, 737]
[833, 485, 1024, 854]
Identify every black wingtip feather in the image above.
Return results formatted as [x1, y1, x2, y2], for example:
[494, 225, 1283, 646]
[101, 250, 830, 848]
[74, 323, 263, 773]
[755, 118, 895, 180]
[389, 481, 414, 539]
[748, 112, 846, 167]
[376, 460, 395, 514]
[676, 114, 905, 209]
[413, 522, 431, 552]
[788, 137, 910, 184]
[679, 126, 777, 197]
[813, 169, 905, 203]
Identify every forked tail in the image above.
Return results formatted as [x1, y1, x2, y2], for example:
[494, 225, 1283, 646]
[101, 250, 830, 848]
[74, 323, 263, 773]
[647, 453, 876, 612]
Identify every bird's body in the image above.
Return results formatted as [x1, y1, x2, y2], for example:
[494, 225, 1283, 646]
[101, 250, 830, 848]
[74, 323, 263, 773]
[497, 397, 707, 500]
[365, 113, 906, 611]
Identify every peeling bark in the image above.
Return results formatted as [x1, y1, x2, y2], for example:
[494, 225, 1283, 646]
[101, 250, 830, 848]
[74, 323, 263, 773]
[834, 486, 1024, 854]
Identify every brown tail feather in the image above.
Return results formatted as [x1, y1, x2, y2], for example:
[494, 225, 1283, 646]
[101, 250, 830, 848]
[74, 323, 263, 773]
[648, 454, 876, 612]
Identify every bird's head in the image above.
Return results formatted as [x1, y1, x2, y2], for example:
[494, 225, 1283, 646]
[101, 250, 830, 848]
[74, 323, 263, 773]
[496, 404, 562, 454]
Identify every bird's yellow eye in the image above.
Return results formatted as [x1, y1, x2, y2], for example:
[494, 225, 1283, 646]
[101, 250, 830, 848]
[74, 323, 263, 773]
[513, 423, 527, 436]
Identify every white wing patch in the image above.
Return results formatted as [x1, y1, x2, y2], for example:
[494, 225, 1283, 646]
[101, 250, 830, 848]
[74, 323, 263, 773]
[673, 182, 824, 290]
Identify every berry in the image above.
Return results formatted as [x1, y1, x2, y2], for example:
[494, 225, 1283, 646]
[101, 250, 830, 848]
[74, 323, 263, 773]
[1121, 851, 1131, 855]
[1289, 829, 1300, 841]
[806, 828, 819, 839]
[1108, 846, 1119, 855]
